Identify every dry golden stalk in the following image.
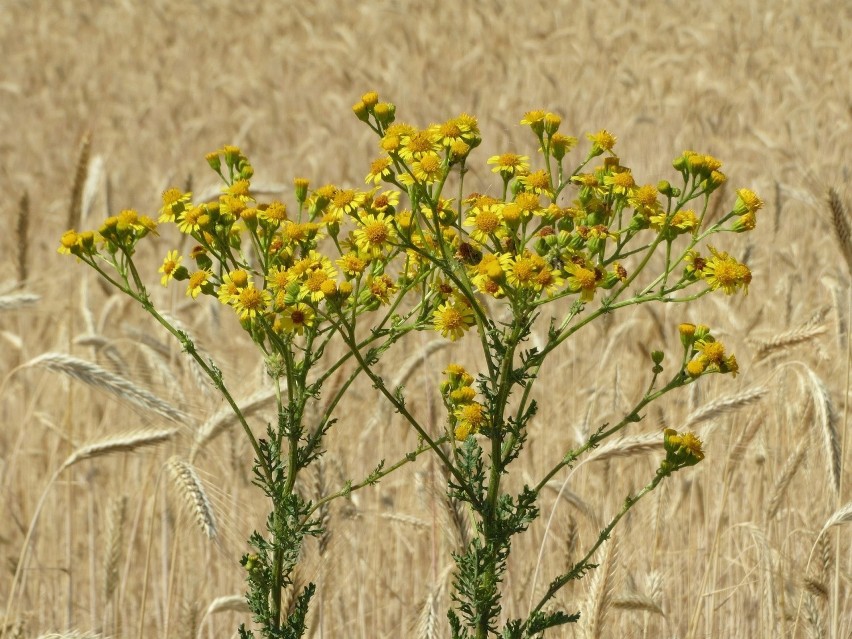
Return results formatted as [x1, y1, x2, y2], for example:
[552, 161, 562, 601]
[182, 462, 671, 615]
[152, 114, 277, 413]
[66, 131, 92, 231]
[15, 191, 29, 286]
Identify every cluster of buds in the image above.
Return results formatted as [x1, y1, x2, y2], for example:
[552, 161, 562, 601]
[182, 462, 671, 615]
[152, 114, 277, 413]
[440, 364, 487, 441]
[679, 323, 738, 378]
[658, 428, 705, 476]
[672, 150, 726, 194]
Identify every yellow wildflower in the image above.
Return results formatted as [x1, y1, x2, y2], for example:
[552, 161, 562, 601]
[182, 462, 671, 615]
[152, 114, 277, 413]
[487, 153, 530, 178]
[433, 299, 475, 341]
[366, 157, 394, 185]
[277, 303, 315, 335]
[158, 250, 182, 287]
[587, 129, 617, 155]
[186, 270, 211, 299]
[233, 284, 271, 320]
[564, 260, 599, 301]
[703, 246, 751, 295]
[464, 204, 504, 245]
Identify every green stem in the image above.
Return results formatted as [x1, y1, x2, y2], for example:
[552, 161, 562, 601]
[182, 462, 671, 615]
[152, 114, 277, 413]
[303, 436, 446, 521]
[329, 314, 479, 506]
[522, 470, 666, 631]
[533, 374, 684, 495]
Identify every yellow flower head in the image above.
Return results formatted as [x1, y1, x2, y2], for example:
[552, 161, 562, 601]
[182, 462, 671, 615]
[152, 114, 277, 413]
[454, 402, 488, 440]
[703, 246, 751, 295]
[733, 188, 764, 215]
[366, 157, 394, 185]
[444, 363, 469, 379]
[226, 179, 253, 200]
[517, 169, 552, 196]
[411, 151, 444, 184]
[266, 265, 296, 291]
[399, 129, 439, 162]
[550, 133, 578, 160]
[464, 204, 504, 245]
[603, 169, 636, 196]
[433, 299, 476, 341]
[177, 205, 208, 235]
[58, 230, 79, 255]
[159, 188, 192, 223]
[487, 153, 530, 178]
[371, 190, 399, 213]
[336, 252, 369, 278]
[430, 117, 475, 147]
[328, 188, 368, 221]
[186, 270, 212, 299]
[233, 284, 272, 320]
[259, 201, 288, 224]
[450, 386, 477, 404]
[369, 273, 398, 305]
[586, 129, 617, 155]
[662, 428, 705, 470]
[520, 110, 547, 135]
[354, 213, 397, 258]
[159, 250, 182, 287]
[277, 303, 315, 335]
[507, 252, 546, 290]
[564, 260, 600, 301]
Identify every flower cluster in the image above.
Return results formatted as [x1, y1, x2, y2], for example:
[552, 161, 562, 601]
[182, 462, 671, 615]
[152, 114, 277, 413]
[659, 428, 705, 475]
[58, 91, 759, 350]
[679, 323, 739, 378]
[440, 364, 487, 440]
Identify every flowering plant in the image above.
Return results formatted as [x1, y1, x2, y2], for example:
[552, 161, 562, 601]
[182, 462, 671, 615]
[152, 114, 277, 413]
[58, 91, 757, 638]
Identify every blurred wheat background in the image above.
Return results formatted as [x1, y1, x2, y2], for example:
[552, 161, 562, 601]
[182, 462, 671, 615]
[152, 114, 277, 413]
[1, 1, 851, 637]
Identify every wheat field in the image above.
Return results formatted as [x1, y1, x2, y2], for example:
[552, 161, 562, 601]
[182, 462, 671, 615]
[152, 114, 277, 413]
[1, 1, 851, 637]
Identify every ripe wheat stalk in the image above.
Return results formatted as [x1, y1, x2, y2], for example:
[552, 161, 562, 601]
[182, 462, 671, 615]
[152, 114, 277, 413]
[21, 353, 188, 424]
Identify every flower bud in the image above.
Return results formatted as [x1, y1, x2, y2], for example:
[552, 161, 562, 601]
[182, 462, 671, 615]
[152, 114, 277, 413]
[352, 100, 369, 122]
[732, 211, 756, 232]
[678, 322, 696, 349]
[205, 151, 221, 173]
[373, 102, 396, 126]
[294, 178, 310, 204]
[543, 112, 561, 136]
[361, 91, 379, 108]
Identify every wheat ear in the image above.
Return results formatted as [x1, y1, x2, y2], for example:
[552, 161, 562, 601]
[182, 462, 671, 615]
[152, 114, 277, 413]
[15, 191, 29, 286]
[828, 188, 852, 275]
[36, 633, 106, 639]
[66, 131, 91, 231]
[793, 501, 852, 636]
[166, 457, 218, 540]
[0, 293, 40, 311]
[585, 534, 618, 639]
[196, 594, 250, 638]
[415, 564, 454, 639]
[766, 439, 808, 520]
[801, 366, 841, 496]
[22, 353, 188, 424]
[63, 429, 177, 470]
[2, 427, 176, 622]
[611, 594, 663, 615]
[752, 324, 827, 362]
[682, 386, 767, 428]
[103, 496, 127, 604]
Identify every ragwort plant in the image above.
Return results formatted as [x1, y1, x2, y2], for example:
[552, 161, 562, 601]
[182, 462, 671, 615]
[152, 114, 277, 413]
[57, 141, 444, 636]
[339, 96, 756, 638]
[57, 91, 760, 638]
